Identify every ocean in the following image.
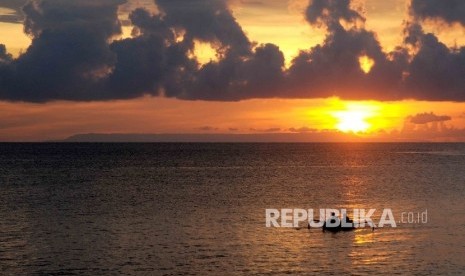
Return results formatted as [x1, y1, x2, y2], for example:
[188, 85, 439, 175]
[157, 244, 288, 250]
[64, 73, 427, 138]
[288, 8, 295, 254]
[1, 143, 464, 275]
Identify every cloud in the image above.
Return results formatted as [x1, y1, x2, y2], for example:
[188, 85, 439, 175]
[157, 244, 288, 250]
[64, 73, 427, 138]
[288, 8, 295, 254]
[195, 126, 219, 131]
[408, 112, 451, 124]
[0, 44, 12, 63]
[411, 0, 465, 26]
[282, 0, 410, 100]
[405, 3, 465, 101]
[305, 0, 364, 28]
[250, 127, 281, 132]
[155, 0, 251, 54]
[0, 0, 27, 23]
[0, 0, 464, 102]
[289, 127, 317, 133]
[0, 0, 125, 101]
[402, 22, 465, 101]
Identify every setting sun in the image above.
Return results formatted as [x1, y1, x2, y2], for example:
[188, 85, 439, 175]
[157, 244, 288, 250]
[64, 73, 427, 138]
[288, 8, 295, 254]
[332, 103, 377, 132]
[335, 110, 370, 132]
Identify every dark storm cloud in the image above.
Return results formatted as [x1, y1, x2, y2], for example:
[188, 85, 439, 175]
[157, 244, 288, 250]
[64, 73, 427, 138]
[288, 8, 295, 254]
[174, 42, 285, 101]
[285, 0, 407, 100]
[0, 44, 12, 62]
[403, 22, 465, 101]
[0, 0, 464, 102]
[0, 0, 285, 101]
[404, 1, 465, 100]
[408, 112, 451, 124]
[0, 0, 125, 101]
[150, 0, 285, 100]
[411, 0, 465, 26]
[104, 7, 192, 99]
[105, 1, 285, 101]
[0, 0, 26, 11]
[306, 0, 364, 28]
[155, 0, 251, 54]
[0, 0, 27, 23]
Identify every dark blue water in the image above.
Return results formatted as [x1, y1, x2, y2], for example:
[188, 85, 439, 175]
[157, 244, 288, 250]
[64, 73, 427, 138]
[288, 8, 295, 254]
[1, 143, 465, 275]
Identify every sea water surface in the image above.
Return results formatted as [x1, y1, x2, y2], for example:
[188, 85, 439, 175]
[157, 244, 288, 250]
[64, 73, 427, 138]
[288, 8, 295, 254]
[1, 143, 465, 275]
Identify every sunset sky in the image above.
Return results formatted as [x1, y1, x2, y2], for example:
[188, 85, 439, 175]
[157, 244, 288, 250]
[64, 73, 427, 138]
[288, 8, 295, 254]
[1, 0, 465, 141]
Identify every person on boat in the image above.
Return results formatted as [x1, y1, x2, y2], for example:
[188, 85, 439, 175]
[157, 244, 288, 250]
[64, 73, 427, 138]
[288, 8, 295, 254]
[342, 213, 353, 225]
[323, 212, 340, 231]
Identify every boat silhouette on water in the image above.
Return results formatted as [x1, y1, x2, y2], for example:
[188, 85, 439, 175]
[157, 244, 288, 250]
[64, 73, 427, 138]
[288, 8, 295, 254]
[307, 212, 373, 232]
[322, 220, 356, 232]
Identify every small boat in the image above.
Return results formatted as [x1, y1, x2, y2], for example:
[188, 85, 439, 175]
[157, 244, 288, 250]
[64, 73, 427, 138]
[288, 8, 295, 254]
[308, 218, 374, 232]
[322, 221, 355, 232]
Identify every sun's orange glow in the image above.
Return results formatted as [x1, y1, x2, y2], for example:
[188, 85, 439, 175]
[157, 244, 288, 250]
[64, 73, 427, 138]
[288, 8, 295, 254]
[0, 21, 31, 57]
[0, 96, 465, 141]
[359, 55, 375, 74]
[191, 40, 219, 65]
[332, 103, 377, 132]
[334, 110, 371, 132]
